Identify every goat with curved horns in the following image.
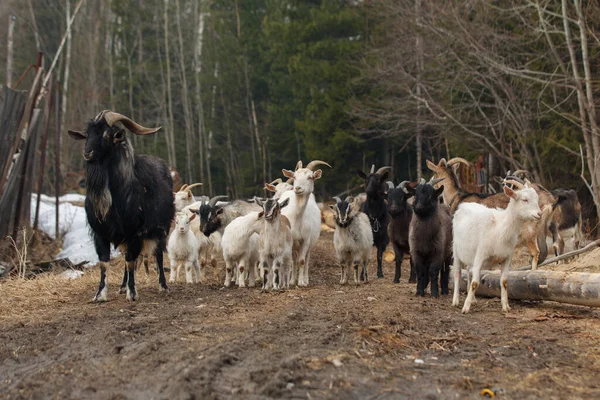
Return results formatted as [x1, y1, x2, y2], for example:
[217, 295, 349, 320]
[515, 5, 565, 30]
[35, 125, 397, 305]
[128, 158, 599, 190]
[68, 110, 174, 301]
[280, 159, 331, 286]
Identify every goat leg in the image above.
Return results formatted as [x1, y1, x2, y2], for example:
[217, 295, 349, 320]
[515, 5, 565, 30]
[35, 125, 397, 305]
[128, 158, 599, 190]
[376, 247, 384, 278]
[119, 265, 128, 294]
[408, 257, 416, 283]
[392, 244, 403, 284]
[155, 245, 169, 292]
[125, 260, 137, 301]
[93, 261, 110, 302]
[440, 258, 451, 295]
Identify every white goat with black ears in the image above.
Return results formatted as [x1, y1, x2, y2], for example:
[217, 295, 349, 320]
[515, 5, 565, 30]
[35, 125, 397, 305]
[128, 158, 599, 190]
[280, 160, 331, 287]
[329, 196, 373, 284]
[255, 197, 293, 290]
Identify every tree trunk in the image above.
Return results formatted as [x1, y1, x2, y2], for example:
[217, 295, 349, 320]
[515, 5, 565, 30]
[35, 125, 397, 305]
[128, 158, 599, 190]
[6, 15, 16, 88]
[193, 2, 207, 185]
[415, 0, 423, 181]
[164, 0, 177, 169]
[156, 11, 174, 167]
[456, 269, 600, 308]
[175, 0, 194, 182]
[60, 0, 72, 174]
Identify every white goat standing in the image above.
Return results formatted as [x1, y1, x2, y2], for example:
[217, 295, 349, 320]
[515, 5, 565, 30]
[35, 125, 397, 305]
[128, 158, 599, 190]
[329, 196, 373, 284]
[168, 212, 201, 284]
[452, 183, 542, 313]
[221, 212, 262, 288]
[255, 197, 293, 290]
[280, 160, 331, 287]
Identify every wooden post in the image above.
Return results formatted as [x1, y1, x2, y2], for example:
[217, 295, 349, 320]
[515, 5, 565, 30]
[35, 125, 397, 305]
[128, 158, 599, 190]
[54, 82, 61, 241]
[6, 15, 16, 88]
[33, 75, 53, 232]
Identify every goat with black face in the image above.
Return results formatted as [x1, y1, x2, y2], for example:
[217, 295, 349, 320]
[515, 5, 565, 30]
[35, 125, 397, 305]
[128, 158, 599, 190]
[386, 181, 416, 284]
[68, 110, 174, 301]
[407, 179, 453, 297]
[357, 165, 391, 279]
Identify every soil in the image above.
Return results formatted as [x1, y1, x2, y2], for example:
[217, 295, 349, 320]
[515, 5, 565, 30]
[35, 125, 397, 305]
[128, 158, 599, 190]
[1, 232, 600, 400]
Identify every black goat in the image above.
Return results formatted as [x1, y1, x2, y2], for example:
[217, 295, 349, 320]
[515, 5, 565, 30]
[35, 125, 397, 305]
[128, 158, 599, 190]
[386, 181, 415, 284]
[357, 165, 391, 279]
[407, 179, 452, 297]
[68, 110, 174, 301]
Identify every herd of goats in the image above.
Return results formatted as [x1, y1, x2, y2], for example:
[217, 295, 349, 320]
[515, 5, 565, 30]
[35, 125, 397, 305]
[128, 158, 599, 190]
[67, 110, 583, 314]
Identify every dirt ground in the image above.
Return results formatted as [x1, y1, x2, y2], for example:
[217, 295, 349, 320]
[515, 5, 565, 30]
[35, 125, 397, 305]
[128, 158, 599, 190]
[1, 232, 600, 400]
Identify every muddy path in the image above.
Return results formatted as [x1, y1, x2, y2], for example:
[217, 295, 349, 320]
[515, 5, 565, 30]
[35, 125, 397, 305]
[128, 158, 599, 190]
[1, 231, 600, 399]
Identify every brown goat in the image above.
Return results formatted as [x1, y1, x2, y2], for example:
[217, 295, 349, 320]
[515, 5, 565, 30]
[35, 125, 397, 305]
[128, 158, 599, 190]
[427, 159, 555, 270]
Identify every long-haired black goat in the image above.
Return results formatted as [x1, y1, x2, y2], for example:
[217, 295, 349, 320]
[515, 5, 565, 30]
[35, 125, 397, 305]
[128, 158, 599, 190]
[386, 181, 415, 284]
[407, 178, 452, 297]
[68, 110, 174, 301]
[357, 165, 391, 279]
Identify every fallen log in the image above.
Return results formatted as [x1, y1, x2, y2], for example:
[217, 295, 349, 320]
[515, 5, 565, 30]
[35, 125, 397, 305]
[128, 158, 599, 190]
[514, 239, 600, 271]
[456, 269, 600, 307]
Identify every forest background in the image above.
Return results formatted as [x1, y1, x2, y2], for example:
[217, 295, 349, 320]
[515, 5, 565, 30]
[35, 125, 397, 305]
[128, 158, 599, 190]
[2, 0, 600, 229]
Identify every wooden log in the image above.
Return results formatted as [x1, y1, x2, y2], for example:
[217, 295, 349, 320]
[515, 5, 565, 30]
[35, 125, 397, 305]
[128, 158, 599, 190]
[514, 239, 600, 271]
[456, 269, 600, 307]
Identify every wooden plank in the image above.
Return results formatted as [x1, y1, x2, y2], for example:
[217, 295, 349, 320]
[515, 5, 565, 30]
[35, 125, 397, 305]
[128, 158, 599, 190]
[0, 85, 27, 193]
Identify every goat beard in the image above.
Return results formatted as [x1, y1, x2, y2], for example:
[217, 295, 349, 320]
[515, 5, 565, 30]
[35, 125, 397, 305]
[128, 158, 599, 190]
[86, 162, 112, 221]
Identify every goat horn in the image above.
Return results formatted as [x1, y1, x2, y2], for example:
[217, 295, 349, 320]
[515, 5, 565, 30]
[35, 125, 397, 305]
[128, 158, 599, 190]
[306, 160, 332, 171]
[419, 178, 426, 186]
[399, 181, 409, 193]
[429, 178, 444, 186]
[99, 110, 162, 135]
[333, 196, 342, 204]
[180, 184, 188, 191]
[208, 195, 228, 208]
[512, 169, 531, 178]
[295, 161, 303, 171]
[375, 166, 391, 176]
[184, 183, 203, 192]
[370, 164, 375, 174]
[505, 175, 525, 185]
[446, 157, 469, 167]
[270, 178, 283, 185]
[504, 179, 524, 189]
[386, 181, 395, 190]
[285, 178, 294, 184]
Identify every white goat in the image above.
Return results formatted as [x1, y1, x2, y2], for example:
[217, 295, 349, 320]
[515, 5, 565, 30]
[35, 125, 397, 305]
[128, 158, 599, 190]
[221, 212, 262, 288]
[280, 160, 331, 287]
[264, 178, 294, 199]
[174, 183, 204, 212]
[452, 184, 542, 313]
[168, 212, 201, 284]
[329, 196, 373, 285]
[255, 197, 293, 290]
[181, 201, 222, 282]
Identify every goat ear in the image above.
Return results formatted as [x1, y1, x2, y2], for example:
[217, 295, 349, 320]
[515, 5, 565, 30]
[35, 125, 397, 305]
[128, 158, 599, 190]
[113, 129, 126, 143]
[189, 208, 199, 214]
[328, 204, 337, 212]
[258, 211, 264, 219]
[279, 198, 290, 209]
[282, 169, 295, 179]
[215, 207, 224, 215]
[187, 191, 193, 199]
[357, 170, 367, 179]
[264, 183, 277, 192]
[504, 185, 518, 199]
[189, 213, 196, 221]
[312, 169, 323, 180]
[434, 185, 444, 198]
[426, 160, 437, 172]
[68, 130, 87, 140]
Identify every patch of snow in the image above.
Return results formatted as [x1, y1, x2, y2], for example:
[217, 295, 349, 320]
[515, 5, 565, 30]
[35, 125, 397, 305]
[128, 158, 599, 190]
[31, 193, 119, 266]
[61, 269, 84, 280]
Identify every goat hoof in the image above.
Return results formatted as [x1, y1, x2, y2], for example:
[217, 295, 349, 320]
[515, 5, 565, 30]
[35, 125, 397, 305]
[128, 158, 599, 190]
[408, 279, 416, 283]
[93, 287, 108, 302]
[461, 306, 470, 314]
[126, 286, 137, 301]
[393, 279, 400, 284]
[119, 286, 127, 294]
